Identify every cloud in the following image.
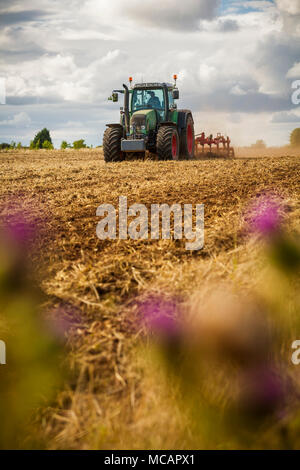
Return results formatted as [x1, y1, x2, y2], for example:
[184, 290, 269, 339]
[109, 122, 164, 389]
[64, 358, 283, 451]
[276, 0, 300, 35]
[287, 62, 300, 78]
[271, 110, 300, 123]
[121, 0, 221, 31]
[0, 10, 49, 25]
[217, 19, 240, 32]
[0, 111, 31, 126]
[0, 0, 299, 147]
[276, 0, 300, 15]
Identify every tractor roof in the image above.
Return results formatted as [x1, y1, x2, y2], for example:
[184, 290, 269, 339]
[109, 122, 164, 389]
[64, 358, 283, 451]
[134, 82, 173, 90]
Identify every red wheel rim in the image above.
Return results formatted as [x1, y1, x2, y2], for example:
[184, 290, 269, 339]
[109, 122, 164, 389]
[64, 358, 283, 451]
[172, 134, 177, 158]
[187, 123, 193, 154]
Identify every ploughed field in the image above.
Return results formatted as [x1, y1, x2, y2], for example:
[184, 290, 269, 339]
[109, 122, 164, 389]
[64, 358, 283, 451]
[0, 148, 299, 449]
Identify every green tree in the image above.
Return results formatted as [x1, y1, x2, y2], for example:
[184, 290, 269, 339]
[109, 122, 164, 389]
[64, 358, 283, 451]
[9, 141, 16, 149]
[73, 139, 87, 149]
[42, 140, 54, 150]
[33, 128, 52, 149]
[0, 143, 10, 150]
[60, 141, 70, 149]
[16, 142, 22, 149]
[290, 128, 300, 147]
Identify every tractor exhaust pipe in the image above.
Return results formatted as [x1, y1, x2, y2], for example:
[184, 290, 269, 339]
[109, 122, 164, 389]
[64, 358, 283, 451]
[123, 84, 130, 134]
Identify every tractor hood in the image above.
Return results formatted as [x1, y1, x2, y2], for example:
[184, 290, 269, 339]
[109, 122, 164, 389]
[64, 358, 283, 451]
[130, 109, 157, 134]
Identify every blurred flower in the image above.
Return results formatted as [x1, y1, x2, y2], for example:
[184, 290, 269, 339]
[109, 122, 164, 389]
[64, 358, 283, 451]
[245, 194, 284, 237]
[188, 290, 271, 366]
[238, 364, 288, 419]
[137, 294, 184, 369]
[0, 197, 65, 449]
[45, 304, 82, 341]
[139, 295, 181, 339]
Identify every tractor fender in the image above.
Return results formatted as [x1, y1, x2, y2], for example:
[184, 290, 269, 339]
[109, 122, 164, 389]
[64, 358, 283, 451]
[177, 110, 194, 133]
[158, 122, 177, 128]
[106, 123, 123, 129]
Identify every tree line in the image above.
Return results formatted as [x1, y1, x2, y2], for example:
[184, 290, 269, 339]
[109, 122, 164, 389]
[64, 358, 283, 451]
[1, 127, 300, 151]
[0, 128, 99, 150]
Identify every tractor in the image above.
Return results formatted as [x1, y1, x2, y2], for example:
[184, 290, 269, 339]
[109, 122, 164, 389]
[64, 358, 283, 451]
[103, 75, 195, 162]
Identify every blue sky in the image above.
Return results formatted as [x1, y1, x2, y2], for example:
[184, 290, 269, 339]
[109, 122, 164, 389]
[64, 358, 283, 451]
[220, 0, 275, 14]
[0, 0, 299, 147]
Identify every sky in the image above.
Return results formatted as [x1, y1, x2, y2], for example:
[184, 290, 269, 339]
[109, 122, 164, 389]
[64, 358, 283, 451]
[0, 0, 299, 147]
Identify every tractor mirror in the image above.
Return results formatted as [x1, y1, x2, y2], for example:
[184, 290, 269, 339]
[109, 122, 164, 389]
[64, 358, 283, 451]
[172, 89, 179, 100]
[112, 93, 119, 103]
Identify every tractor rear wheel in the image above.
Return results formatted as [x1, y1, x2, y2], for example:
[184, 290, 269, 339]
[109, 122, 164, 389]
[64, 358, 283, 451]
[157, 126, 179, 161]
[180, 115, 195, 159]
[103, 127, 123, 162]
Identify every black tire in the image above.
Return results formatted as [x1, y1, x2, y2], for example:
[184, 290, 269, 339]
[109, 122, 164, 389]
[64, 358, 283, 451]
[103, 127, 124, 163]
[180, 114, 195, 159]
[156, 126, 180, 161]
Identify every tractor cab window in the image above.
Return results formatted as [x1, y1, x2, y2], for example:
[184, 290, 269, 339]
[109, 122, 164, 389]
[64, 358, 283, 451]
[132, 89, 165, 117]
[168, 90, 175, 108]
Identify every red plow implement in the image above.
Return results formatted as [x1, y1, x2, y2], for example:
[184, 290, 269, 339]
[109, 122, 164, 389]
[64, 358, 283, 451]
[195, 132, 235, 158]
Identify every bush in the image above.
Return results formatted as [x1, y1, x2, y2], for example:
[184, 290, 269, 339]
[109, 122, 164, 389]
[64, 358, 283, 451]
[42, 140, 54, 150]
[60, 141, 70, 150]
[32, 128, 52, 149]
[73, 139, 87, 150]
[0, 143, 10, 150]
[16, 142, 22, 149]
[290, 128, 300, 147]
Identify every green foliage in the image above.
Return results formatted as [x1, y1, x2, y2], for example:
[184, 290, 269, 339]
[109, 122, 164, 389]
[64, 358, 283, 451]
[16, 142, 22, 150]
[29, 140, 35, 150]
[33, 128, 52, 149]
[0, 143, 10, 150]
[73, 139, 87, 150]
[60, 140, 70, 150]
[42, 140, 54, 150]
[290, 128, 300, 147]
[9, 141, 16, 150]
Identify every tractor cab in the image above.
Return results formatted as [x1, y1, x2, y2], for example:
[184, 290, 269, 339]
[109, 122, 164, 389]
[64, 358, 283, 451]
[130, 83, 178, 122]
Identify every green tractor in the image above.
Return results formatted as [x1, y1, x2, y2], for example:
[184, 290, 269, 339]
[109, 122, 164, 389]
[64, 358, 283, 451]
[103, 76, 195, 162]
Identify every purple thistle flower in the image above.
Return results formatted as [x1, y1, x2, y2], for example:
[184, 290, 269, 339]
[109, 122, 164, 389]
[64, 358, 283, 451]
[138, 295, 181, 338]
[238, 364, 287, 418]
[246, 194, 284, 237]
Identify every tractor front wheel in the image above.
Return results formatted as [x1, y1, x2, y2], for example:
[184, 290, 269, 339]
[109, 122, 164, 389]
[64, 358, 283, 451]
[180, 115, 195, 159]
[103, 127, 124, 163]
[157, 126, 179, 161]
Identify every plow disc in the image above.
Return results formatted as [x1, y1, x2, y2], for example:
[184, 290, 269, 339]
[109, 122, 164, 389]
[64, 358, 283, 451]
[195, 132, 235, 158]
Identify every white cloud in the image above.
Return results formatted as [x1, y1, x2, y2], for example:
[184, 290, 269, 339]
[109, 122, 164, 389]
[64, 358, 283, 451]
[0, 0, 299, 146]
[287, 62, 300, 78]
[276, 0, 300, 15]
[276, 0, 300, 35]
[121, 0, 220, 31]
[0, 111, 31, 126]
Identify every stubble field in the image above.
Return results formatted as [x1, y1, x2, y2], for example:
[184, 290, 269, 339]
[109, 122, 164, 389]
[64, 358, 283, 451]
[0, 148, 299, 449]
